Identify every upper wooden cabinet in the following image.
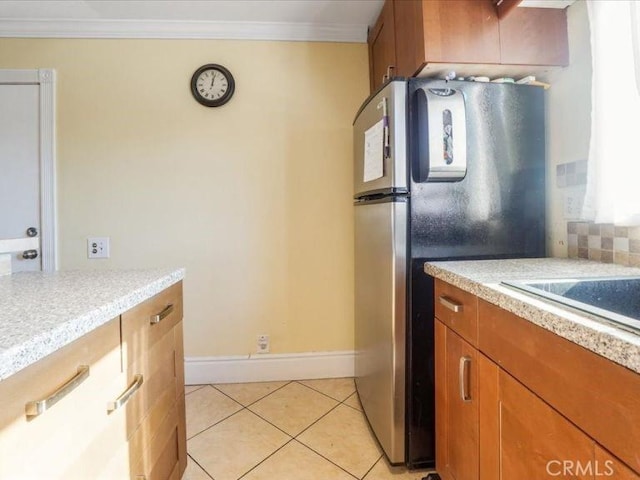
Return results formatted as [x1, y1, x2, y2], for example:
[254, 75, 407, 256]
[368, 0, 396, 92]
[401, 0, 501, 72]
[368, 0, 569, 92]
[499, 6, 570, 66]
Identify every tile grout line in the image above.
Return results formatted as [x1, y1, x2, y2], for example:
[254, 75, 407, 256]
[187, 453, 216, 480]
[186, 385, 244, 441]
[296, 379, 356, 403]
[189, 379, 379, 480]
[289, 438, 362, 480]
[230, 389, 365, 478]
[287, 396, 378, 480]
[235, 438, 297, 480]
[238, 381, 346, 440]
[188, 381, 294, 441]
[185, 384, 206, 396]
[211, 380, 293, 408]
[360, 454, 384, 480]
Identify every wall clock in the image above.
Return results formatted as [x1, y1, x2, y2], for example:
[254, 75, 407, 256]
[190, 64, 235, 107]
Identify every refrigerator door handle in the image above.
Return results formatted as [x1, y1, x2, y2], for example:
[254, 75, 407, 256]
[377, 97, 390, 160]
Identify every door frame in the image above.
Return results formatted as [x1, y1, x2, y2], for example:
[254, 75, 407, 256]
[0, 69, 56, 271]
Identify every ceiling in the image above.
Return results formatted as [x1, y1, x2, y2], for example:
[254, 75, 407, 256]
[0, 0, 386, 42]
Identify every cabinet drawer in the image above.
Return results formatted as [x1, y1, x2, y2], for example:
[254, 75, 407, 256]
[435, 279, 478, 346]
[0, 318, 122, 480]
[122, 281, 183, 367]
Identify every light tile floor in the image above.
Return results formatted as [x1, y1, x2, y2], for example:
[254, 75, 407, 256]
[183, 378, 433, 480]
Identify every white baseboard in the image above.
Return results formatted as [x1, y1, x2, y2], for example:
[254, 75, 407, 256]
[185, 350, 355, 385]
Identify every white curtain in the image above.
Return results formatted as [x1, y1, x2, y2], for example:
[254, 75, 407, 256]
[582, 0, 640, 225]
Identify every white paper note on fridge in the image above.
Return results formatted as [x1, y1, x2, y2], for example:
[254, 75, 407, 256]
[363, 119, 384, 182]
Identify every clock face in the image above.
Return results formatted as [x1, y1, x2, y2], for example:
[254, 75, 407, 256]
[191, 64, 235, 107]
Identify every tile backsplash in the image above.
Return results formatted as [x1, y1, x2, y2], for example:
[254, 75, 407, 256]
[556, 159, 588, 188]
[567, 222, 640, 267]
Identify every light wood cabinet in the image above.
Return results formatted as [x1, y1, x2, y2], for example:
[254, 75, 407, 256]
[368, 0, 569, 92]
[0, 281, 186, 480]
[122, 281, 186, 480]
[0, 319, 123, 480]
[433, 278, 640, 479]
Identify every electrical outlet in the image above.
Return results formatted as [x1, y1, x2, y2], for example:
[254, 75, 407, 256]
[257, 334, 270, 354]
[87, 237, 110, 259]
[564, 186, 586, 219]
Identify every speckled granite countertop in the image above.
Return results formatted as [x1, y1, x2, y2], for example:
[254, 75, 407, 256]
[424, 258, 640, 374]
[0, 268, 185, 381]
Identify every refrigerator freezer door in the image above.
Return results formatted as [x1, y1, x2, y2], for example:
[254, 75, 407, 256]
[353, 80, 407, 197]
[354, 198, 407, 464]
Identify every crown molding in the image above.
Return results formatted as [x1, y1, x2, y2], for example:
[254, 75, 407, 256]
[0, 18, 368, 42]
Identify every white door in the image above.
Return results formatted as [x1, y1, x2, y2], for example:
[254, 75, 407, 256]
[0, 84, 41, 271]
[0, 70, 56, 273]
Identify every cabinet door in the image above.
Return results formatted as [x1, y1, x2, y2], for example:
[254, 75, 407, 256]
[368, 0, 396, 92]
[499, 7, 569, 66]
[421, 0, 500, 65]
[498, 370, 595, 480]
[393, 0, 425, 78]
[595, 446, 640, 480]
[435, 319, 479, 480]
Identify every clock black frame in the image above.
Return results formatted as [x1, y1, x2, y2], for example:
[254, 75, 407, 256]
[190, 64, 235, 107]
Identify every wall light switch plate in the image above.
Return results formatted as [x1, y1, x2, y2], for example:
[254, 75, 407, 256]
[87, 237, 110, 259]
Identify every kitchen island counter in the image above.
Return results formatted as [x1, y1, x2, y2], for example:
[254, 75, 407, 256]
[424, 258, 640, 374]
[0, 268, 184, 381]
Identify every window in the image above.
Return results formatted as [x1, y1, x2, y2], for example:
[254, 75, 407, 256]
[582, 0, 640, 226]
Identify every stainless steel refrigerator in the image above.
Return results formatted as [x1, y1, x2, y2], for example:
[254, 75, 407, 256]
[353, 78, 545, 468]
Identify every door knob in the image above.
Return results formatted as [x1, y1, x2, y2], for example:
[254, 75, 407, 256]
[26, 227, 38, 237]
[22, 250, 38, 260]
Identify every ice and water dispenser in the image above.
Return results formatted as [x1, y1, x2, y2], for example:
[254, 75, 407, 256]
[414, 87, 467, 183]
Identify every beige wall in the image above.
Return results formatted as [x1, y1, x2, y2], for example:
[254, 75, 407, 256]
[0, 39, 369, 356]
[542, 0, 592, 257]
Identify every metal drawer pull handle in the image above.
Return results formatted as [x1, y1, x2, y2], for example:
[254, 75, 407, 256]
[459, 356, 472, 402]
[150, 304, 174, 325]
[439, 295, 463, 313]
[25, 365, 90, 419]
[108, 374, 143, 413]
